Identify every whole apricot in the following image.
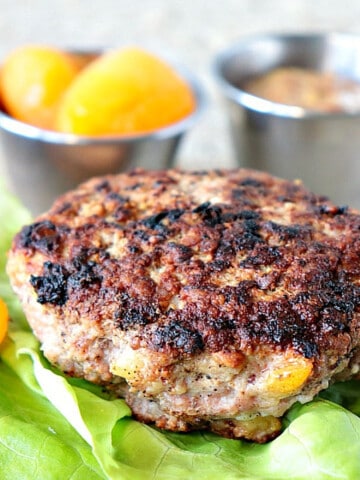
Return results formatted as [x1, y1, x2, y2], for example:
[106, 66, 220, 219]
[1, 45, 79, 129]
[56, 47, 196, 136]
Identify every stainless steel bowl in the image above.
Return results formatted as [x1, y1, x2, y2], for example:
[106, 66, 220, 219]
[0, 50, 206, 215]
[214, 32, 360, 208]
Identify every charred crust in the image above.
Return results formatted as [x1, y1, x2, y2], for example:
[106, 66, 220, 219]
[240, 245, 282, 268]
[30, 261, 69, 305]
[151, 320, 204, 354]
[165, 242, 193, 263]
[14, 168, 360, 361]
[54, 202, 73, 215]
[105, 191, 129, 203]
[246, 297, 319, 358]
[167, 208, 185, 222]
[67, 258, 102, 289]
[125, 182, 143, 191]
[196, 204, 223, 227]
[141, 211, 171, 231]
[232, 223, 264, 252]
[30, 252, 102, 306]
[16, 220, 64, 253]
[239, 177, 265, 188]
[95, 179, 111, 192]
[114, 292, 160, 329]
[264, 221, 312, 242]
[141, 209, 185, 231]
[221, 209, 260, 223]
[316, 204, 349, 216]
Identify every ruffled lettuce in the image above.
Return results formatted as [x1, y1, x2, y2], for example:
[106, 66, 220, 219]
[1, 185, 360, 480]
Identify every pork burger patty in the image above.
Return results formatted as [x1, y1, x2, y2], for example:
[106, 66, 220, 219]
[6, 168, 360, 442]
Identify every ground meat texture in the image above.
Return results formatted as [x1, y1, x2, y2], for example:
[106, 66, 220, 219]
[6, 168, 360, 443]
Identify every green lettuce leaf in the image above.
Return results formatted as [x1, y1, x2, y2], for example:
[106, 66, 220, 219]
[0, 349, 106, 480]
[0, 183, 32, 328]
[1, 184, 360, 479]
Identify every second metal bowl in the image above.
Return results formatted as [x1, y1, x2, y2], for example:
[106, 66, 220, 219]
[214, 32, 360, 208]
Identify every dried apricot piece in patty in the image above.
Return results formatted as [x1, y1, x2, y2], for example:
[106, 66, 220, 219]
[56, 47, 196, 136]
[1, 45, 79, 128]
[265, 354, 313, 398]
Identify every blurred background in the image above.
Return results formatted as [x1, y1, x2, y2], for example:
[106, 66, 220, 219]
[1, 0, 360, 188]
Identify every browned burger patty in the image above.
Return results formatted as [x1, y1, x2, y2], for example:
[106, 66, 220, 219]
[6, 168, 360, 443]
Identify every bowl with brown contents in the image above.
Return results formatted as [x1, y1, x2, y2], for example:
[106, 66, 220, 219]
[214, 32, 360, 208]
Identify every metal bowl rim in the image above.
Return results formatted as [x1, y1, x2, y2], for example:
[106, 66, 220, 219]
[213, 31, 360, 119]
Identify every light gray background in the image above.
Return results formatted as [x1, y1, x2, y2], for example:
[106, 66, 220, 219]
[1, 0, 360, 179]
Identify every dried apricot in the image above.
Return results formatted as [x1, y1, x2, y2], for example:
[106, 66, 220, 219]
[56, 47, 196, 136]
[1, 45, 79, 129]
[0, 298, 8, 344]
[265, 355, 313, 398]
